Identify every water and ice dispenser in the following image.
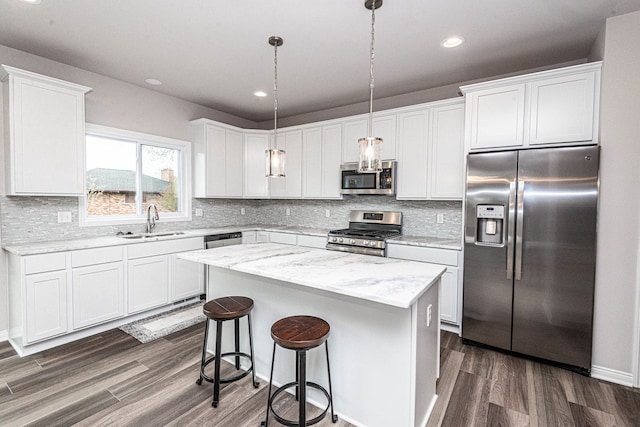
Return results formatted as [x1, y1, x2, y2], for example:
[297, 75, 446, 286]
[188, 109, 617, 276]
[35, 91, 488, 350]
[475, 205, 505, 245]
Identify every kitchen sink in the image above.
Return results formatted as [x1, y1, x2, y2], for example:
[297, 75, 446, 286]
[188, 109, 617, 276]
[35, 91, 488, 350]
[120, 231, 186, 239]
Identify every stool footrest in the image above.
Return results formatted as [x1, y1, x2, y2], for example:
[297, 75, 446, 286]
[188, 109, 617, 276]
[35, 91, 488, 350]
[267, 381, 331, 427]
[198, 351, 254, 384]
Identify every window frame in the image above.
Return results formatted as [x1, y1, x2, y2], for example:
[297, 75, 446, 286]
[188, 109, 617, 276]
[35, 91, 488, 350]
[80, 123, 192, 227]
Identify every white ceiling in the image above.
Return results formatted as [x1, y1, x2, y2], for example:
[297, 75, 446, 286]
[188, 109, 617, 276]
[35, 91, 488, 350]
[1, 0, 639, 122]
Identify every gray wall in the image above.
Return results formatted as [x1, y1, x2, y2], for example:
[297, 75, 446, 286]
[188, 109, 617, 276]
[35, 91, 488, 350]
[593, 10, 640, 383]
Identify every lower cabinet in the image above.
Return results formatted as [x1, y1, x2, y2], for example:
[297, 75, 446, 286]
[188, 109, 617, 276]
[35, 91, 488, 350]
[72, 262, 125, 329]
[171, 253, 204, 301]
[386, 243, 462, 326]
[128, 255, 170, 314]
[25, 270, 68, 343]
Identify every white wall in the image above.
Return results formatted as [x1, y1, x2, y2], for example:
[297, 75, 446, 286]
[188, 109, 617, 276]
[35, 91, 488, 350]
[592, 10, 640, 385]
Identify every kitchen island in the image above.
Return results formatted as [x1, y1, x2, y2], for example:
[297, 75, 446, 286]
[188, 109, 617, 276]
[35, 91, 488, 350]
[178, 243, 445, 427]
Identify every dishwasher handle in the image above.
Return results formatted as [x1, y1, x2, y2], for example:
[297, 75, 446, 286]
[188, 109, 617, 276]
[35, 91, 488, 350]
[204, 232, 242, 242]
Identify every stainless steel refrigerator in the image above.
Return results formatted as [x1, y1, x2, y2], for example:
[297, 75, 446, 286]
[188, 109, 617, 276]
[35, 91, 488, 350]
[462, 145, 599, 373]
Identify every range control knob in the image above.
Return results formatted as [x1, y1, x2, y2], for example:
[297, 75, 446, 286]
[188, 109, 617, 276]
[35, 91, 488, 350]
[349, 239, 356, 245]
[363, 240, 370, 246]
[332, 237, 338, 242]
[338, 238, 344, 243]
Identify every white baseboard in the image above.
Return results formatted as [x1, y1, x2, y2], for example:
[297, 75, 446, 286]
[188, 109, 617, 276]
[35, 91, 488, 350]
[591, 364, 634, 387]
[0, 330, 7, 342]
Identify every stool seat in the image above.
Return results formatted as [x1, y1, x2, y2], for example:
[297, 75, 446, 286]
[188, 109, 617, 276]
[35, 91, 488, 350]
[271, 315, 330, 350]
[203, 296, 253, 320]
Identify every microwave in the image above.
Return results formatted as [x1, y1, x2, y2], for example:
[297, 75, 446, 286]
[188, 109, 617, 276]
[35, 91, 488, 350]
[340, 161, 396, 195]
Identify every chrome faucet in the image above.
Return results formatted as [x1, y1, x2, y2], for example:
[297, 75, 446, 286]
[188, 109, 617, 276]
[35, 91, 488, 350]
[146, 204, 159, 233]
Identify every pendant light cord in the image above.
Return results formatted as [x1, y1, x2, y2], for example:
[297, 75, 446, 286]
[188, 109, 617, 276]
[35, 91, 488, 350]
[368, 3, 376, 137]
[273, 40, 279, 140]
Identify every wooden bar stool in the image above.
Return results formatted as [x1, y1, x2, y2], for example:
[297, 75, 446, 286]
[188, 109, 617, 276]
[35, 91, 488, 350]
[196, 296, 259, 407]
[261, 315, 337, 427]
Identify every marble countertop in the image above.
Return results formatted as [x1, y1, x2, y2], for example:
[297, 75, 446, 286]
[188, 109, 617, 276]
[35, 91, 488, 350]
[2, 224, 461, 255]
[178, 243, 446, 309]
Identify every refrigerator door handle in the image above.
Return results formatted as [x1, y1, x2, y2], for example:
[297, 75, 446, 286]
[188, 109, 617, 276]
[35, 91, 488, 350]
[515, 180, 525, 280]
[507, 180, 516, 279]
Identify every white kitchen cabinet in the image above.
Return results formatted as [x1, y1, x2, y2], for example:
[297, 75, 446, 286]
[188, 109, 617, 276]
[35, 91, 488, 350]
[72, 262, 124, 329]
[269, 232, 297, 245]
[127, 255, 170, 314]
[1, 65, 91, 196]
[396, 108, 430, 199]
[171, 253, 204, 301]
[256, 231, 270, 242]
[242, 231, 257, 243]
[25, 270, 68, 343]
[341, 117, 368, 163]
[296, 234, 327, 249]
[191, 119, 244, 198]
[429, 103, 465, 199]
[461, 62, 601, 151]
[244, 132, 270, 198]
[372, 113, 397, 160]
[528, 71, 596, 145]
[271, 130, 303, 198]
[386, 243, 462, 326]
[302, 124, 343, 199]
[396, 99, 465, 200]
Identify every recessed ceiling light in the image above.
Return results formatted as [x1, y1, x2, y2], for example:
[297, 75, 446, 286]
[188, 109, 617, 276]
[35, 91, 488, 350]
[254, 91, 267, 97]
[441, 36, 464, 48]
[21, 0, 42, 4]
[145, 78, 162, 86]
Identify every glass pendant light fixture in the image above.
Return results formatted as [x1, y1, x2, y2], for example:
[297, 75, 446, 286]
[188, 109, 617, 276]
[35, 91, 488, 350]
[358, 0, 383, 173]
[265, 36, 286, 178]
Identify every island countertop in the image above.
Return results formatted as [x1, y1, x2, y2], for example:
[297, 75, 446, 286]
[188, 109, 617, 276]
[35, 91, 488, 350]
[178, 242, 446, 309]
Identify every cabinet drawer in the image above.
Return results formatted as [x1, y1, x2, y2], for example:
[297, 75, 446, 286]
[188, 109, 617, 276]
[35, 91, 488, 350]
[24, 252, 67, 274]
[72, 246, 124, 268]
[297, 235, 326, 249]
[127, 237, 204, 259]
[386, 244, 459, 266]
[269, 232, 297, 245]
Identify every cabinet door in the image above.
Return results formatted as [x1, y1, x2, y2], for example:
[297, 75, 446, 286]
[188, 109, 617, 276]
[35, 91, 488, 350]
[25, 271, 68, 343]
[244, 133, 270, 198]
[203, 124, 227, 197]
[271, 130, 303, 198]
[242, 231, 257, 243]
[528, 72, 595, 145]
[171, 254, 204, 301]
[321, 124, 343, 199]
[373, 113, 397, 160]
[269, 232, 297, 245]
[396, 109, 429, 199]
[225, 129, 244, 197]
[430, 103, 465, 199]
[342, 118, 368, 163]
[128, 255, 169, 314]
[72, 262, 124, 329]
[4, 68, 89, 196]
[468, 84, 525, 149]
[302, 127, 323, 198]
[440, 267, 459, 324]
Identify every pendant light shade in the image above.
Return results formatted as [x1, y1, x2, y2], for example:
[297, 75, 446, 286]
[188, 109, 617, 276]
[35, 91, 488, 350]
[266, 36, 286, 178]
[358, 0, 383, 173]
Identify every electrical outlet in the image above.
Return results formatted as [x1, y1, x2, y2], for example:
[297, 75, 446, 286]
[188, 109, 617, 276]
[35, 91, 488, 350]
[57, 212, 72, 223]
[436, 213, 444, 224]
[427, 304, 433, 327]
[285, 208, 291, 216]
[195, 208, 203, 217]
[240, 208, 246, 215]
[325, 209, 330, 218]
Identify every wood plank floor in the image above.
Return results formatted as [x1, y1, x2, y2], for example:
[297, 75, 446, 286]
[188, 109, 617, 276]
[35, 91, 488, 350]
[1, 324, 639, 426]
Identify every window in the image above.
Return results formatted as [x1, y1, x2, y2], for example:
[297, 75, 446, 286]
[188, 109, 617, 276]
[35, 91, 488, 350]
[81, 124, 191, 226]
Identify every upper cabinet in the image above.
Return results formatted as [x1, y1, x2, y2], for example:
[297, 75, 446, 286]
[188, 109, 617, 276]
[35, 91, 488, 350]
[302, 123, 342, 199]
[270, 130, 303, 199]
[243, 131, 270, 198]
[341, 113, 397, 163]
[396, 99, 465, 200]
[191, 119, 243, 198]
[1, 65, 91, 196]
[461, 62, 601, 151]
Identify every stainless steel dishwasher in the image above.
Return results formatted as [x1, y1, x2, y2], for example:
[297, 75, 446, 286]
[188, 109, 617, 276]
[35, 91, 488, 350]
[203, 232, 243, 297]
[205, 232, 243, 249]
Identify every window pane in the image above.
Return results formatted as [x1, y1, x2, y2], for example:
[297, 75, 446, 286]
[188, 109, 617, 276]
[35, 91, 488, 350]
[141, 144, 181, 214]
[86, 135, 138, 216]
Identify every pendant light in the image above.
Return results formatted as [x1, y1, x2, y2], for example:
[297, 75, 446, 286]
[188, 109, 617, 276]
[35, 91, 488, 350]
[358, 0, 383, 173]
[265, 36, 286, 178]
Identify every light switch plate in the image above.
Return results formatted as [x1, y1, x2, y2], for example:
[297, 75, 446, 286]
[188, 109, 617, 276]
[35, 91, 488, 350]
[285, 208, 291, 216]
[195, 208, 203, 217]
[57, 212, 72, 223]
[436, 213, 444, 224]
[325, 209, 330, 218]
[241, 208, 246, 215]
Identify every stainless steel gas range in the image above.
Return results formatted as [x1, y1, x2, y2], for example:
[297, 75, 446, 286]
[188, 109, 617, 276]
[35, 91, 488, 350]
[326, 210, 402, 257]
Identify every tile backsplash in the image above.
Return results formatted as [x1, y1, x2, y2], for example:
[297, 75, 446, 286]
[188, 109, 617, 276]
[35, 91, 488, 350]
[0, 195, 461, 245]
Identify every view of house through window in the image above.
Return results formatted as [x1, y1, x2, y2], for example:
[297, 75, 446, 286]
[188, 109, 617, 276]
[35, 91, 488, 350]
[85, 132, 182, 219]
